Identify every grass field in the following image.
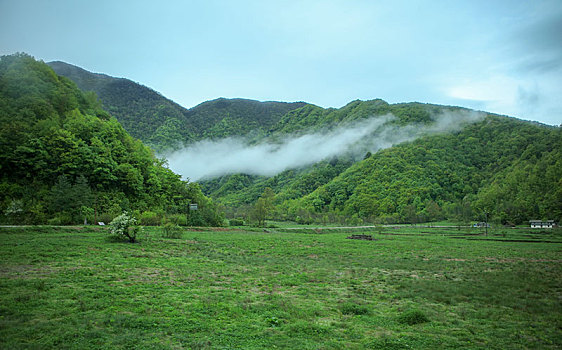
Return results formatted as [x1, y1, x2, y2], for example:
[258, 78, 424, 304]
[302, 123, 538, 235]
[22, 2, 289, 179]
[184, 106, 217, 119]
[1, 225, 561, 349]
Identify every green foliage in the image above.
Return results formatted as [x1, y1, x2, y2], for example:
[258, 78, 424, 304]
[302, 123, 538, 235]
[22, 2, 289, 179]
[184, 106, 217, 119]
[108, 212, 138, 243]
[48, 61, 307, 151]
[251, 187, 275, 227]
[166, 213, 187, 226]
[186, 96, 559, 226]
[340, 301, 370, 315]
[0, 54, 223, 226]
[38, 56, 562, 227]
[48, 175, 92, 221]
[267, 115, 560, 225]
[228, 218, 245, 226]
[3, 199, 24, 224]
[139, 211, 161, 226]
[161, 221, 182, 239]
[398, 310, 430, 325]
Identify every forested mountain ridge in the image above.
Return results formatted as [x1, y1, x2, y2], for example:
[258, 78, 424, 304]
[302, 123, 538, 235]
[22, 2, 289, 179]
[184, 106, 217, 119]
[288, 116, 561, 225]
[45, 58, 561, 226]
[48, 61, 306, 151]
[1, 53, 223, 225]
[48, 60, 189, 150]
[200, 106, 561, 225]
[268, 99, 443, 136]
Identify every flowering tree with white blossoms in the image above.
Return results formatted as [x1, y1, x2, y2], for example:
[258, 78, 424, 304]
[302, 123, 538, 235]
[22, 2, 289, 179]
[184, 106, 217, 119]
[109, 212, 139, 243]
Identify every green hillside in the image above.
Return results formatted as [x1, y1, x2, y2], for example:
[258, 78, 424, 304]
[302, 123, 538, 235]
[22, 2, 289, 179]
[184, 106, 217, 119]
[289, 115, 561, 225]
[46, 59, 561, 226]
[48, 61, 306, 151]
[201, 104, 560, 226]
[0, 53, 222, 225]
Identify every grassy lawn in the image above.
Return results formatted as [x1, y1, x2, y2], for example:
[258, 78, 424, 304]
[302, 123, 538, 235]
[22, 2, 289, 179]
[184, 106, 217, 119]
[1, 226, 561, 349]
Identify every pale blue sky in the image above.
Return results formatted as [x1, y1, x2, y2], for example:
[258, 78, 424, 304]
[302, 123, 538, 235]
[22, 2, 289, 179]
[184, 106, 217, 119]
[1, 0, 561, 125]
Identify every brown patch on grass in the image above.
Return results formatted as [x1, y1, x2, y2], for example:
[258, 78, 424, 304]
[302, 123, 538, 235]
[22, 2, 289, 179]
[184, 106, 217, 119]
[121, 267, 183, 285]
[483, 257, 562, 263]
[186, 227, 238, 232]
[0, 264, 60, 279]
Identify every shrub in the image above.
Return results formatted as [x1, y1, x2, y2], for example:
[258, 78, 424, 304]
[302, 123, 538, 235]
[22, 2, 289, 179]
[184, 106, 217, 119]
[166, 214, 187, 226]
[47, 212, 73, 225]
[162, 222, 182, 239]
[108, 212, 139, 243]
[264, 315, 280, 327]
[398, 309, 429, 325]
[340, 302, 370, 315]
[229, 218, 245, 226]
[97, 212, 115, 225]
[139, 211, 161, 226]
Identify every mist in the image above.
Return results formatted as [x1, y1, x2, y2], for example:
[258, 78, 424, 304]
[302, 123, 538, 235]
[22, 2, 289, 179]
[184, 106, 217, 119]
[165, 110, 485, 181]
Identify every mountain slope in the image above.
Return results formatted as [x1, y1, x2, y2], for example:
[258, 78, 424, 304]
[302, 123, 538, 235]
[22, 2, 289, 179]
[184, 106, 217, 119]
[48, 61, 306, 151]
[1, 53, 222, 225]
[47, 60, 561, 226]
[286, 115, 561, 225]
[199, 102, 560, 225]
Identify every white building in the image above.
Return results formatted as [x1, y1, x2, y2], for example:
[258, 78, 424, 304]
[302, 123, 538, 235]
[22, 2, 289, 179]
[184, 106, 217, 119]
[529, 220, 555, 228]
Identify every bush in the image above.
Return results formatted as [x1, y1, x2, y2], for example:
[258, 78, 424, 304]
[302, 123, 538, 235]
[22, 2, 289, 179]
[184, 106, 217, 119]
[229, 218, 245, 226]
[97, 212, 115, 225]
[264, 315, 280, 327]
[47, 212, 73, 225]
[398, 309, 429, 325]
[139, 211, 161, 226]
[340, 302, 370, 315]
[162, 222, 182, 239]
[166, 214, 187, 226]
[109, 212, 139, 243]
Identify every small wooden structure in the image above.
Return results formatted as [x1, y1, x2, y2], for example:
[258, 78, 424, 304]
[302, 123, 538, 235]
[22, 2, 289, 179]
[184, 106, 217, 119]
[346, 234, 374, 241]
[529, 220, 555, 229]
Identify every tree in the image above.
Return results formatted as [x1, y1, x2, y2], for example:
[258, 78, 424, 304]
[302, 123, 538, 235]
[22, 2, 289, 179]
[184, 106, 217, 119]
[49, 175, 74, 213]
[425, 200, 442, 223]
[48, 174, 93, 222]
[252, 187, 276, 227]
[402, 204, 418, 225]
[262, 187, 275, 214]
[108, 212, 139, 243]
[252, 197, 268, 227]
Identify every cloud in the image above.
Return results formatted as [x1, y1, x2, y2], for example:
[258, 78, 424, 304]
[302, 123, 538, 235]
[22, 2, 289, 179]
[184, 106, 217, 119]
[510, 5, 562, 74]
[165, 110, 485, 181]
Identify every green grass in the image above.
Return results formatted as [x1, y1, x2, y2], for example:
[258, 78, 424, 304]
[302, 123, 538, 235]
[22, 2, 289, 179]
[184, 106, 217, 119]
[1, 225, 561, 349]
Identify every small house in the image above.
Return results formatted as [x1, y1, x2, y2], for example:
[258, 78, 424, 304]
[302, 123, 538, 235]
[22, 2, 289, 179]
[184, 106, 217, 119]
[529, 220, 555, 228]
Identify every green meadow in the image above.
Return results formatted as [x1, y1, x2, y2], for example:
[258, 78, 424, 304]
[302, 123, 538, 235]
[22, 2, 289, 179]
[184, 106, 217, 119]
[1, 225, 561, 349]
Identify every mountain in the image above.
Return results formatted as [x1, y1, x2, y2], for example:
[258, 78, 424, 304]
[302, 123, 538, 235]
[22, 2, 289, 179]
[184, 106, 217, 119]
[0, 53, 222, 225]
[199, 101, 561, 226]
[290, 115, 561, 225]
[47, 60, 561, 226]
[48, 61, 306, 151]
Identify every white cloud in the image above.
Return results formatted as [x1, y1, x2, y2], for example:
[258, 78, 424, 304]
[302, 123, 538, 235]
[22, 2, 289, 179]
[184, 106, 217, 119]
[165, 110, 485, 181]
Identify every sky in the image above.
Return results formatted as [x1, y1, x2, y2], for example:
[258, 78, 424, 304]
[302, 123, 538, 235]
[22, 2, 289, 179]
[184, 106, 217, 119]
[1, 0, 561, 125]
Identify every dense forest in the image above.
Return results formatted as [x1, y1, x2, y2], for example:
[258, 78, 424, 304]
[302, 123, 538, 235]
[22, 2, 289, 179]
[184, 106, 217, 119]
[48, 61, 306, 152]
[0, 53, 223, 226]
[200, 102, 561, 226]
[42, 58, 562, 226]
